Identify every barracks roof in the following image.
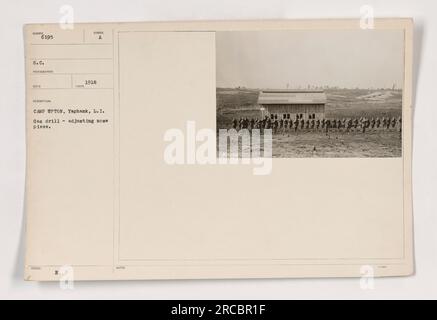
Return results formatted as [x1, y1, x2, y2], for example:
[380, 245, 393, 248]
[258, 90, 327, 105]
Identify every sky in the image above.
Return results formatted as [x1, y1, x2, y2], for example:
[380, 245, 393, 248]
[216, 29, 404, 90]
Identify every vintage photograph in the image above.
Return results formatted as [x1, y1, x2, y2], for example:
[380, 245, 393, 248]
[216, 30, 404, 158]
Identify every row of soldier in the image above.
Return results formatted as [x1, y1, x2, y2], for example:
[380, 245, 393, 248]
[231, 116, 402, 133]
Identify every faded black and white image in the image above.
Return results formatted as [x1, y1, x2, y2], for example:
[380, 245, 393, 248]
[216, 30, 404, 158]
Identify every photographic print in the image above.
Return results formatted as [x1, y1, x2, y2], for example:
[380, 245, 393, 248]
[216, 30, 404, 158]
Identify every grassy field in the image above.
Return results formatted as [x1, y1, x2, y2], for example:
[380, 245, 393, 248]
[271, 131, 401, 158]
[216, 88, 402, 158]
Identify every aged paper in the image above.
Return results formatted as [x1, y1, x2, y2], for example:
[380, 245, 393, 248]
[24, 19, 414, 281]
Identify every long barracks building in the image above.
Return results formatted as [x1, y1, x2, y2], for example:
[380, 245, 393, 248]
[258, 90, 327, 121]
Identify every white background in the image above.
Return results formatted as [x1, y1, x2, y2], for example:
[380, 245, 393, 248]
[0, 0, 436, 300]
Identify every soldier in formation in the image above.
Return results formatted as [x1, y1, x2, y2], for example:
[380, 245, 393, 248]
[230, 115, 402, 134]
